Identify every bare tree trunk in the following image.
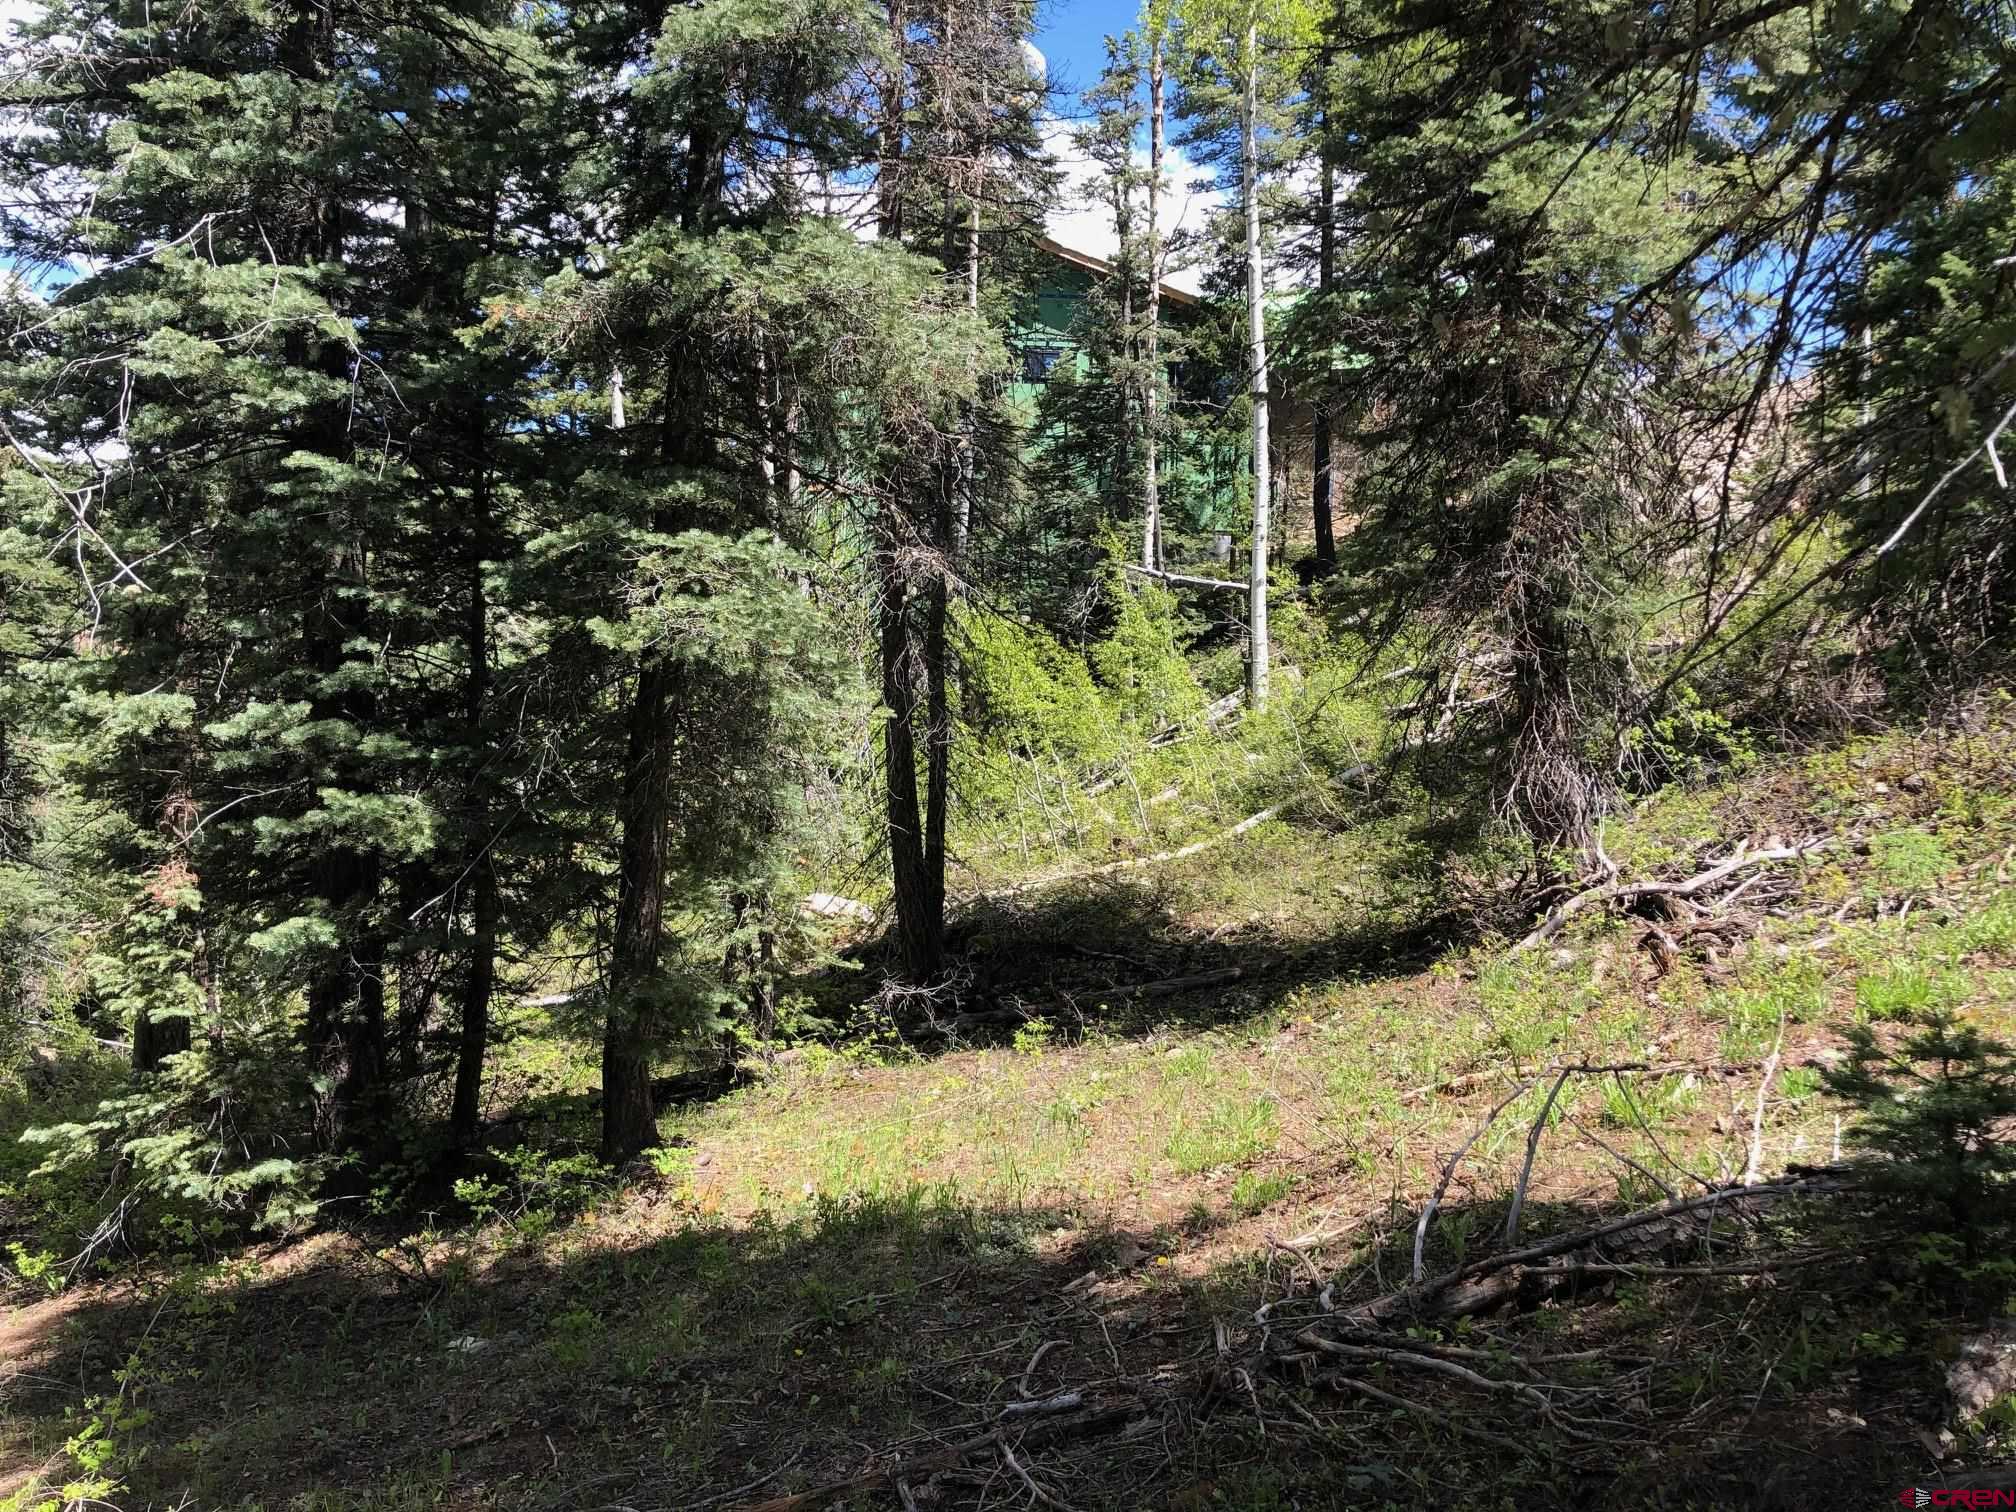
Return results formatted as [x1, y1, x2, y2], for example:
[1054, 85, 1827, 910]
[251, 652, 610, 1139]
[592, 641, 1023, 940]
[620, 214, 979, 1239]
[1242, 34, 1272, 712]
[879, 542, 945, 979]
[1142, 33, 1165, 574]
[956, 200, 978, 554]
[394, 869, 439, 1080]
[133, 681, 199, 1074]
[452, 862, 497, 1140]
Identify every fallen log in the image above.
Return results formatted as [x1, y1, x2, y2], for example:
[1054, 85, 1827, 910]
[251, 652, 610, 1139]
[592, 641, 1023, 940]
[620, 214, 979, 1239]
[991, 803, 1290, 899]
[1121, 562, 1249, 594]
[913, 966, 1258, 1041]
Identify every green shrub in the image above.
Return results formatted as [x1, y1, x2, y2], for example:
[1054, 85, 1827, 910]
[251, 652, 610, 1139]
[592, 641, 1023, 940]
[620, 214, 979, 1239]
[1824, 1009, 2016, 1259]
[1868, 826, 1953, 894]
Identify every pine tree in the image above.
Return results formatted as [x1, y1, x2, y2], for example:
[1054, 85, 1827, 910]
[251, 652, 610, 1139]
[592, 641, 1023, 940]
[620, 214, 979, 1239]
[865, 0, 1050, 983]
[2, 0, 569, 1169]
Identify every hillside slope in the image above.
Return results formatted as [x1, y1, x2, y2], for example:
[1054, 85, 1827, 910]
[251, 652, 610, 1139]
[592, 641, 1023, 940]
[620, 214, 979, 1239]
[5, 722, 2016, 1510]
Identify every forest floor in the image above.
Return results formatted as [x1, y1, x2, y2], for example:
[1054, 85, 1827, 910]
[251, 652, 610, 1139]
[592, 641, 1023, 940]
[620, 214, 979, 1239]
[6, 722, 2016, 1509]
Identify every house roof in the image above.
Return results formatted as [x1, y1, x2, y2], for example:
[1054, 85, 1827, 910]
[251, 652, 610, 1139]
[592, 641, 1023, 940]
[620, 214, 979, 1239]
[1037, 235, 1200, 309]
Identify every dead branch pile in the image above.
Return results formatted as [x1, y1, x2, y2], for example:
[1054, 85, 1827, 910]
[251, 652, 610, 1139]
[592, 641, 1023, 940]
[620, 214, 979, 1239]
[708, 1152, 1862, 1508]
[733, 1390, 1153, 1512]
[1515, 835, 1832, 958]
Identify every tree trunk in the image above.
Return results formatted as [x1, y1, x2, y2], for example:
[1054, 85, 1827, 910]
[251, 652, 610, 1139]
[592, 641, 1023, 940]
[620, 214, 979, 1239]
[1143, 33, 1165, 574]
[878, 541, 945, 980]
[133, 688, 199, 1074]
[131, 983, 191, 1072]
[451, 483, 496, 1143]
[600, 89, 732, 1162]
[956, 197, 979, 555]
[870, 19, 946, 983]
[452, 860, 497, 1141]
[1312, 135, 1336, 567]
[1242, 35, 1272, 712]
[285, 0, 388, 1144]
[303, 545, 388, 1144]
[603, 646, 674, 1163]
[393, 868, 439, 1081]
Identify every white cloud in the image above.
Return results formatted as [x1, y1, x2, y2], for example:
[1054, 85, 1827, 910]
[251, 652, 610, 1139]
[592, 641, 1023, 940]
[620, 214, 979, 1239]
[1040, 115, 1220, 297]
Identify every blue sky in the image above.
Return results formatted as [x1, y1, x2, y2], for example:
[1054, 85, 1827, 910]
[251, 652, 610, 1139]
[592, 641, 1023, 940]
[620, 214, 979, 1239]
[1034, 0, 1141, 108]
[1031, 1, 1222, 287]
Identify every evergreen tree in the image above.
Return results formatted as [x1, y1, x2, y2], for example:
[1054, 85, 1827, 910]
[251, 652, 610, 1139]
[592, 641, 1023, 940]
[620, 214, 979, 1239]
[2, 0, 567, 1171]
[865, 0, 1051, 983]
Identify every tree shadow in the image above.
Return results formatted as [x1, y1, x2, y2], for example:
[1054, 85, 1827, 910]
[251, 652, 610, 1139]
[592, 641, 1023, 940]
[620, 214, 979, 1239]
[4, 1173, 1985, 1511]
[826, 867, 1483, 1052]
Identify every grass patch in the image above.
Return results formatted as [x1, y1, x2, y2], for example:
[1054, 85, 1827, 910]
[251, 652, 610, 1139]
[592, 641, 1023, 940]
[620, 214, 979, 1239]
[1855, 963, 1972, 1023]
[1868, 825, 1954, 894]
[1165, 1096, 1278, 1175]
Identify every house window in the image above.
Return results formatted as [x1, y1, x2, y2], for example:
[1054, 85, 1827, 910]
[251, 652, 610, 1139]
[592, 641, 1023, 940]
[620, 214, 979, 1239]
[1022, 346, 1063, 383]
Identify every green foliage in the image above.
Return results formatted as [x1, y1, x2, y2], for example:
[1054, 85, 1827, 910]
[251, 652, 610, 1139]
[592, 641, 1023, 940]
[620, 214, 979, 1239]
[1868, 827, 1955, 895]
[1628, 686, 1763, 788]
[1824, 1010, 2016, 1255]
[1089, 581, 1209, 736]
[23, 1014, 324, 1236]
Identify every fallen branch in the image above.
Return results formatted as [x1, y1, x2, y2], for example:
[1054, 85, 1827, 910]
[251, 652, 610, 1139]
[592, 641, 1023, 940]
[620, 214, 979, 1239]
[1399, 1056, 1770, 1107]
[735, 1394, 1144, 1512]
[914, 966, 1260, 1041]
[1414, 1073, 1543, 1282]
[1122, 562, 1250, 594]
[1295, 1333, 1558, 1412]
[1020, 1340, 1068, 1399]
[1504, 1069, 1576, 1245]
[1340, 1170, 1852, 1328]
[993, 804, 1289, 899]
[1318, 1375, 1535, 1457]
[1742, 1015, 1786, 1187]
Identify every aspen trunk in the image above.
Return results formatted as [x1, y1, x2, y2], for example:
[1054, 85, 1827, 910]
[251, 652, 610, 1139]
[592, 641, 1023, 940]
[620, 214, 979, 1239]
[1243, 33, 1271, 712]
[1313, 137, 1336, 567]
[1143, 33, 1165, 574]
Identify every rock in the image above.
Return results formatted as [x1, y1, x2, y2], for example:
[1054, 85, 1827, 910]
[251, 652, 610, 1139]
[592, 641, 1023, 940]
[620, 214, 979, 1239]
[1947, 1324, 2016, 1427]
[1902, 772, 1930, 793]
[802, 892, 877, 924]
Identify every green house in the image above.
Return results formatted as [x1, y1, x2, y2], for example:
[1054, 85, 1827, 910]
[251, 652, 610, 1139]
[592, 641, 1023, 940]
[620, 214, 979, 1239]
[1009, 237, 1248, 541]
